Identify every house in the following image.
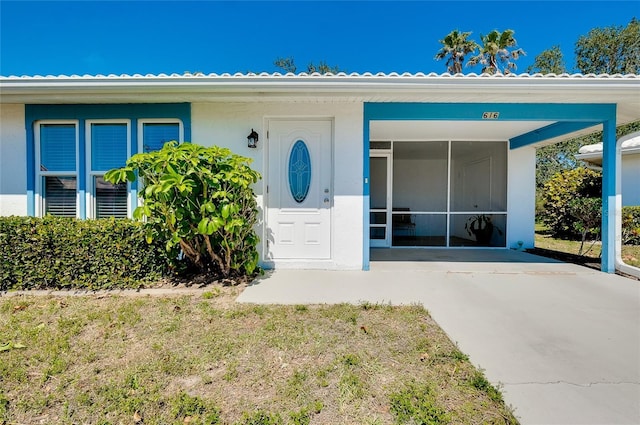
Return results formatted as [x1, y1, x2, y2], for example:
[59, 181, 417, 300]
[1, 72, 639, 274]
[576, 131, 640, 206]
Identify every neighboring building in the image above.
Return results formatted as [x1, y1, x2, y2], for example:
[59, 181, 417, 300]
[576, 132, 640, 206]
[1, 72, 639, 273]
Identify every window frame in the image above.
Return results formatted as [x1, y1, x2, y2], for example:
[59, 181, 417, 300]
[85, 119, 131, 219]
[34, 120, 80, 218]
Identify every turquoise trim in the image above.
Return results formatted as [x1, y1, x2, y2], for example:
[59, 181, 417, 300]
[601, 118, 618, 273]
[26, 114, 35, 216]
[363, 101, 618, 273]
[510, 122, 599, 149]
[364, 102, 615, 123]
[25, 103, 191, 218]
[78, 119, 86, 219]
[130, 121, 138, 208]
[362, 110, 370, 271]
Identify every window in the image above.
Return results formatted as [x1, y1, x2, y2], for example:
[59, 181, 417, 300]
[87, 121, 130, 218]
[140, 120, 182, 153]
[27, 104, 189, 219]
[36, 122, 78, 217]
[288, 140, 311, 203]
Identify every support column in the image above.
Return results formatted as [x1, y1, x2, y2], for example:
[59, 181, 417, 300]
[362, 115, 370, 271]
[26, 119, 35, 216]
[601, 119, 619, 273]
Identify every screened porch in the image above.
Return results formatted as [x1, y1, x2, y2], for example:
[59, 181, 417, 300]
[369, 140, 507, 248]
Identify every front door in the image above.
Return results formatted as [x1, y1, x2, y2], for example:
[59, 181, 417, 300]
[267, 119, 332, 260]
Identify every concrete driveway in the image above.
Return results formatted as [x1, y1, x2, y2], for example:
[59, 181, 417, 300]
[238, 249, 640, 424]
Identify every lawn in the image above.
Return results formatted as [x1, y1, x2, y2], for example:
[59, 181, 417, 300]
[0, 290, 518, 425]
[534, 223, 640, 268]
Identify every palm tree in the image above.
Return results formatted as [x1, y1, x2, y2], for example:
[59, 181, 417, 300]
[468, 29, 525, 74]
[434, 30, 479, 74]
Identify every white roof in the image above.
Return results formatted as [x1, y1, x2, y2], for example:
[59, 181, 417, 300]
[578, 132, 640, 154]
[2, 72, 639, 146]
[2, 71, 638, 79]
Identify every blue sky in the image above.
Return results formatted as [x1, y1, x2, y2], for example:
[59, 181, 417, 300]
[1, 1, 638, 76]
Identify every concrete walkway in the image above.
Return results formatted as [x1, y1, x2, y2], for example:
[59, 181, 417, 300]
[238, 249, 640, 425]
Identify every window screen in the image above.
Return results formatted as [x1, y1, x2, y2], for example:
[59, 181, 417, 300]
[40, 124, 76, 171]
[91, 123, 128, 171]
[142, 122, 180, 152]
[95, 176, 127, 218]
[44, 176, 76, 217]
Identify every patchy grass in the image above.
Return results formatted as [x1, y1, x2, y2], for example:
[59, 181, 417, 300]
[534, 223, 640, 268]
[0, 291, 518, 424]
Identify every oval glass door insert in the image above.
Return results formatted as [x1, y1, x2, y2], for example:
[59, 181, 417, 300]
[288, 140, 311, 203]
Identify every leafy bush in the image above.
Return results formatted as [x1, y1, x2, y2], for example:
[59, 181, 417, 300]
[541, 168, 640, 246]
[622, 206, 640, 245]
[105, 142, 261, 278]
[0, 216, 168, 291]
[541, 167, 602, 239]
[568, 197, 602, 254]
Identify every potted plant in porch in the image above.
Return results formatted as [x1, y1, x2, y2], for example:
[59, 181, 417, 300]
[465, 214, 503, 246]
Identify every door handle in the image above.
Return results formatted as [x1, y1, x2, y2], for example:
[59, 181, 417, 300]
[324, 198, 330, 203]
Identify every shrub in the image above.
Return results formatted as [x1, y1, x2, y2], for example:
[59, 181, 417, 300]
[541, 167, 602, 239]
[0, 216, 168, 291]
[622, 206, 640, 245]
[105, 142, 261, 278]
[568, 197, 601, 254]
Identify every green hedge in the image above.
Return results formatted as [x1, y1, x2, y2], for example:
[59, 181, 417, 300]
[0, 216, 169, 291]
[623, 206, 640, 245]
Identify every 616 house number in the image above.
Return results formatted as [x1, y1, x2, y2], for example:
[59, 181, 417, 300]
[482, 112, 500, 119]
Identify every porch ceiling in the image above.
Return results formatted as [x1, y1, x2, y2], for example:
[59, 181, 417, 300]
[370, 120, 556, 142]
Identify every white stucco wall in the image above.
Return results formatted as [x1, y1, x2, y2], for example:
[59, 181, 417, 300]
[507, 145, 536, 248]
[0, 99, 543, 267]
[0, 104, 27, 216]
[622, 154, 640, 207]
[191, 102, 364, 270]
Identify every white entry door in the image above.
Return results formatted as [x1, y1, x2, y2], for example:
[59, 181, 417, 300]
[267, 119, 332, 260]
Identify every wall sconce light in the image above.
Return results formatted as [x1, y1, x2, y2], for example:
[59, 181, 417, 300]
[247, 129, 259, 148]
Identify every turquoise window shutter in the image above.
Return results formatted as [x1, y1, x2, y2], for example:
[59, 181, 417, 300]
[40, 124, 76, 171]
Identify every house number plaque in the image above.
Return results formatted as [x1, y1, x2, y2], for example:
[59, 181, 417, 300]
[482, 112, 500, 119]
